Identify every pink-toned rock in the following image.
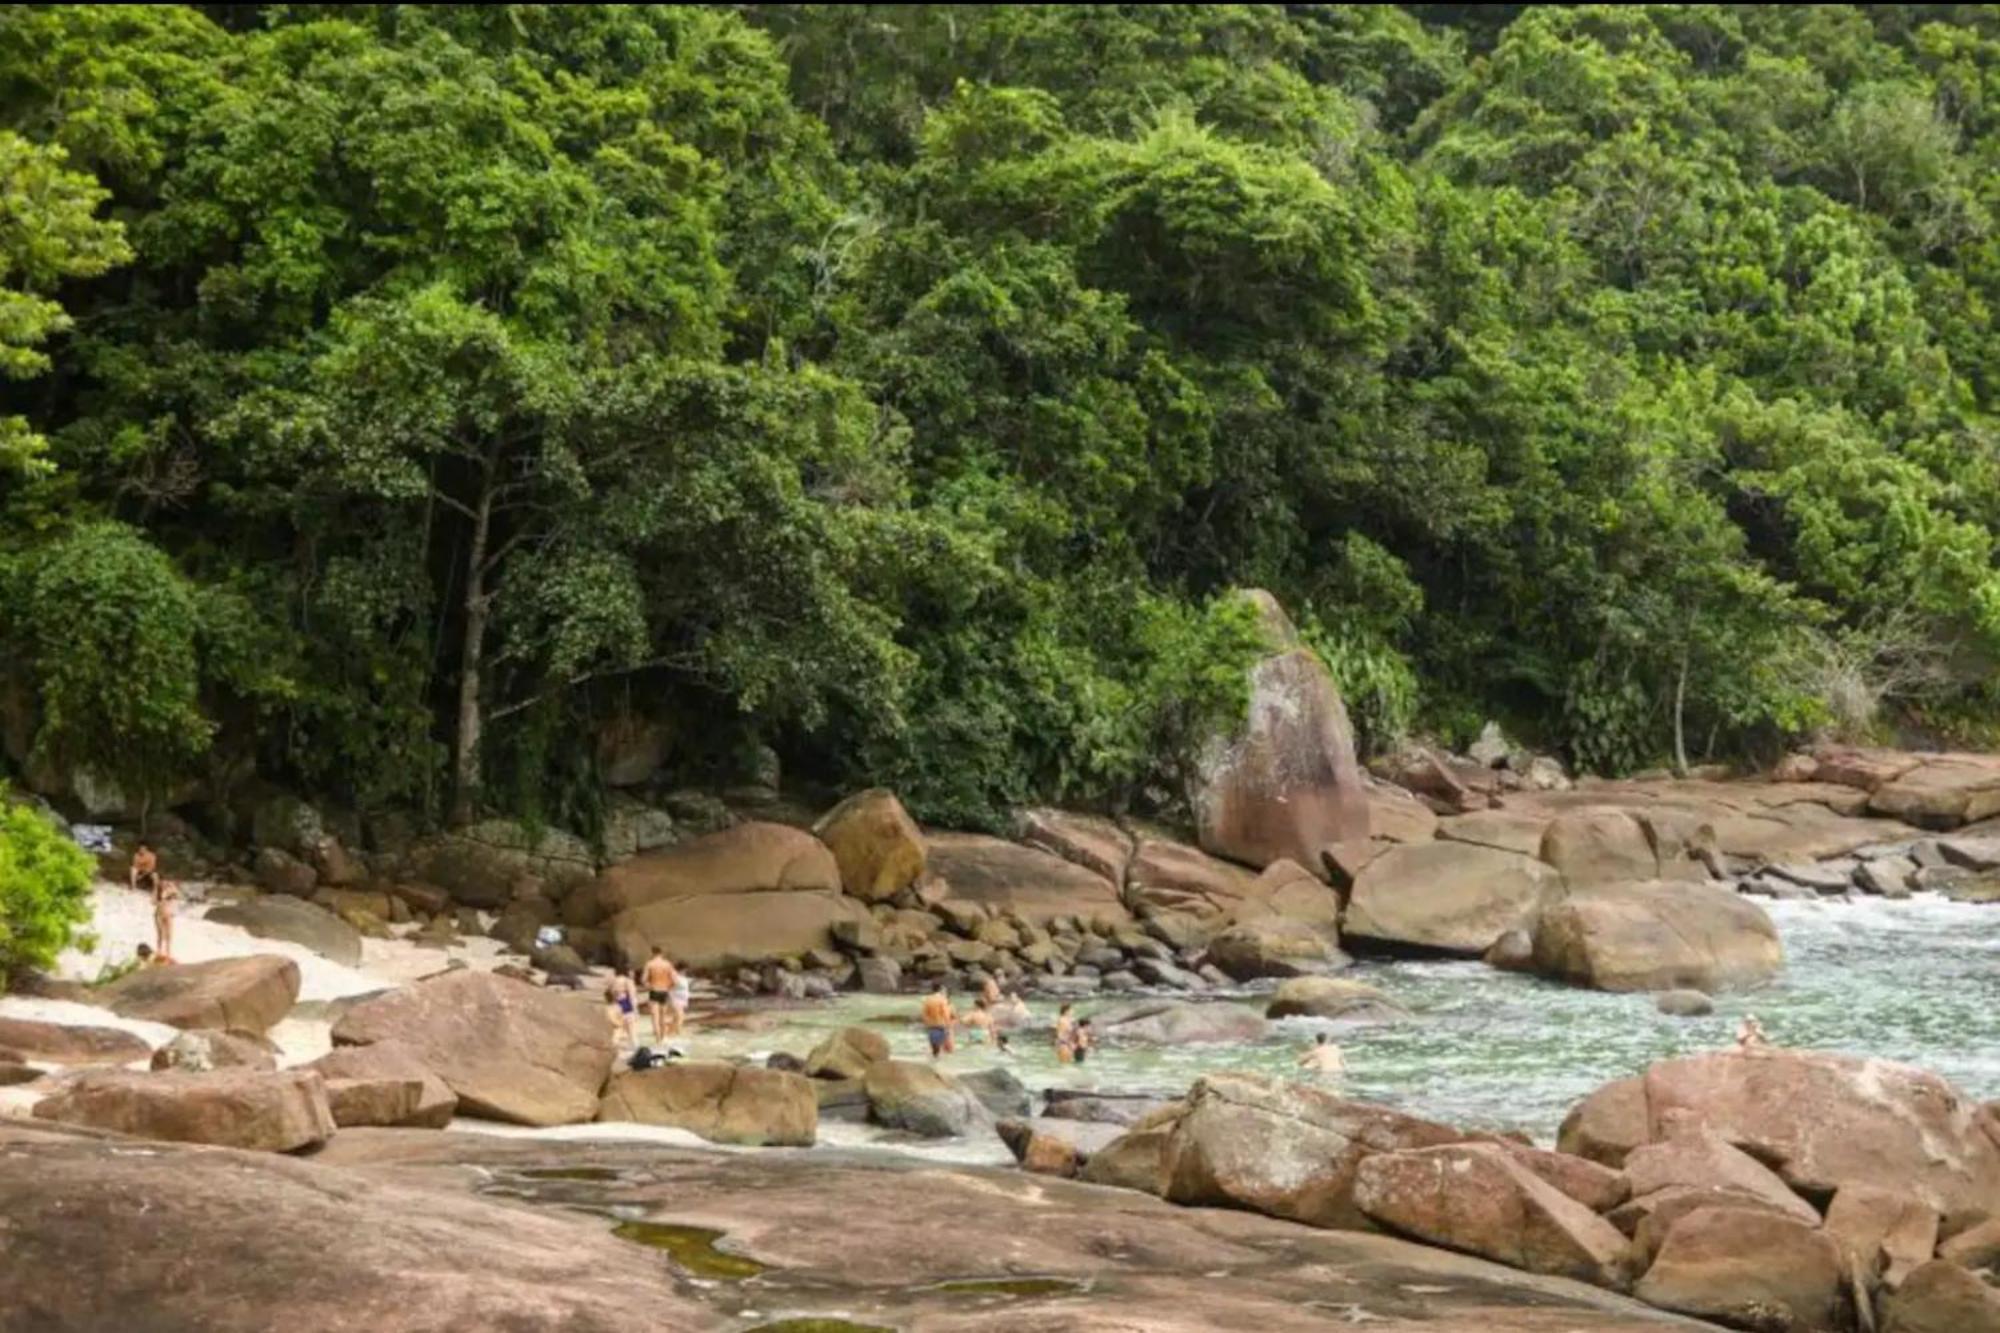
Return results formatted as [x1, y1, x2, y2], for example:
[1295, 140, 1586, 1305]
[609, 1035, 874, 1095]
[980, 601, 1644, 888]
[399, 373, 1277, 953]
[594, 821, 840, 915]
[1345, 842, 1561, 955]
[813, 789, 925, 903]
[1191, 597, 1369, 874]
[0, 1017, 150, 1067]
[1634, 1205, 1848, 1331]
[1538, 807, 1660, 887]
[306, 1039, 457, 1128]
[1227, 858, 1346, 932]
[331, 971, 612, 1127]
[1883, 1260, 2000, 1333]
[1827, 1183, 1940, 1292]
[1813, 747, 1921, 792]
[1608, 1185, 1803, 1264]
[1870, 758, 2000, 830]
[1015, 809, 1132, 885]
[1480, 1139, 1631, 1213]
[924, 832, 1127, 923]
[97, 955, 301, 1034]
[1366, 782, 1438, 844]
[323, 1076, 430, 1129]
[1560, 1049, 2000, 1216]
[32, 1067, 335, 1152]
[1939, 1217, 2000, 1275]
[1160, 1073, 1461, 1230]
[598, 1063, 816, 1147]
[1352, 1142, 1635, 1288]
[1125, 833, 1262, 918]
[1621, 1127, 1818, 1226]
[1437, 808, 1553, 857]
[1529, 881, 1783, 993]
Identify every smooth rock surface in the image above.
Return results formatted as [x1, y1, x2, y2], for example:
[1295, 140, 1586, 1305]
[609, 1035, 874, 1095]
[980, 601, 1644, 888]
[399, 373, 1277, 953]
[0, 1016, 151, 1067]
[597, 1063, 816, 1146]
[96, 955, 301, 1034]
[1634, 1205, 1848, 1331]
[32, 1067, 335, 1152]
[306, 1040, 456, 1128]
[1529, 881, 1783, 992]
[206, 896, 363, 967]
[813, 789, 925, 903]
[1345, 842, 1561, 955]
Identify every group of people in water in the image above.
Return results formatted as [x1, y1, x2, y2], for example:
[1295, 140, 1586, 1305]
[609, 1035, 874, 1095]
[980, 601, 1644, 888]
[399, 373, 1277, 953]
[916, 978, 1108, 1065]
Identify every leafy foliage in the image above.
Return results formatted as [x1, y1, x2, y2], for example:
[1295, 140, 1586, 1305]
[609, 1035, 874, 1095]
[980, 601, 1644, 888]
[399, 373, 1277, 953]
[0, 788, 94, 989]
[3, 4, 2000, 829]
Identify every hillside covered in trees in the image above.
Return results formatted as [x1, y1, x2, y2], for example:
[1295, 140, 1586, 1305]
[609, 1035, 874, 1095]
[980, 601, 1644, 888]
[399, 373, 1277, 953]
[4, 4, 2000, 837]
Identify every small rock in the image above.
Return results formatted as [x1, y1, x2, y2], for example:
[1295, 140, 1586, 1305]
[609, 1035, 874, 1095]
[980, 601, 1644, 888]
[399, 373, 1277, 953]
[959, 1066, 1032, 1119]
[1653, 990, 1714, 1017]
[863, 1060, 989, 1138]
[150, 1029, 278, 1073]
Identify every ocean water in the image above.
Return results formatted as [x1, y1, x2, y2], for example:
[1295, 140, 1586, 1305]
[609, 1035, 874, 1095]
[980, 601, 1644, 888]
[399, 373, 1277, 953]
[695, 893, 2000, 1144]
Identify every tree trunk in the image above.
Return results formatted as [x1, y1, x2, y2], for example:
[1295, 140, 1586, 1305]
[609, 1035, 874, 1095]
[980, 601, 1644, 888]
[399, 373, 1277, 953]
[450, 478, 494, 827]
[1672, 644, 1690, 779]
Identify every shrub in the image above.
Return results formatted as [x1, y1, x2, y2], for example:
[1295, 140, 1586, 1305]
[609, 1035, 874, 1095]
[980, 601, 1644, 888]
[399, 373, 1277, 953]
[0, 787, 94, 990]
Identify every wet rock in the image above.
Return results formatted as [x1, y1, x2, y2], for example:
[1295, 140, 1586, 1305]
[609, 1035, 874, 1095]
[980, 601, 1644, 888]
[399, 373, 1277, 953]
[1634, 1206, 1848, 1331]
[1132, 956, 1205, 989]
[863, 1060, 989, 1138]
[598, 1063, 816, 1147]
[1653, 989, 1714, 1017]
[960, 1066, 1032, 1119]
[1090, 999, 1266, 1045]
[1041, 1089, 1180, 1126]
[331, 970, 613, 1127]
[1936, 837, 2000, 872]
[149, 1029, 278, 1073]
[1345, 842, 1561, 955]
[33, 1067, 335, 1152]
[1353, 1142, 1635, 1288]
[1856, 856, 1917, 897]
[814, 789, 925, 904]
[1528, 881, 1782, 993]
[1265, 976, 1407, 1023]
[97, 955, 301, 1034]
[804, 1026, 890, 1081]
[1160, 1073, 1461, 1229]
[0, 1016, 150, 1067]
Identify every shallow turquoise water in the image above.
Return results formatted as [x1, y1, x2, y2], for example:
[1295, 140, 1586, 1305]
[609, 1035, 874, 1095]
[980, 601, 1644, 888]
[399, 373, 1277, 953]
[699, 894, 1999, 1143]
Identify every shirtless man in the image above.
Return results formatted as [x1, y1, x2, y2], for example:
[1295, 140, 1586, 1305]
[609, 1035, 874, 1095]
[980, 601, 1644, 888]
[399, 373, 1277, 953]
[1735, 1013, 1769, 1049]
[1054, 1002, 1078, 1063]
[920, 983, 956, 1059]
[641, 948, 681, 1044]
[1297, 1033, 1345, 1076]
[130, 842, 159, 897]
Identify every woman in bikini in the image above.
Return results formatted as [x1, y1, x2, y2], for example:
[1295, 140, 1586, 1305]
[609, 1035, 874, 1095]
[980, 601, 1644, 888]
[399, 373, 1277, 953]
[152, 874, 180, 964]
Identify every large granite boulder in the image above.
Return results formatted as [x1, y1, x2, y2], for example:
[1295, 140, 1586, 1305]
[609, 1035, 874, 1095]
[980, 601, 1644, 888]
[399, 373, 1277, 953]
[1080, 1105, 1184, 1195]
[1190, 592, 1369, 874]
[1225, 858, 1347, 932]
[595, 821, 840, 915]
[1883, 1260, 2000, 1333]
[32, 1068, 335, 1152]
[1016, 809, 1134, 885]
[862, 1060, 988, 1138]
[1620, 1127, 1819, 1226]
[1123, 835, 1262, 919]
[1538, 807, 1663, 888]
[1558, 1049, 2000, 1216]
[1206, 917, 1348, 980]
[97, 955, 300, 1034]
[1345, 842, 1561, 955]
[1869, 757, 2000, 829]
[323, 1076, 433, 1129]
[0, 1125, 714, 1330]
[330, 971, 613, 1127]
[207, 895, 364, 967]
[1160, 1073, 1461, 1230]
[1528, 881, 1783, 993]
[1633, 1206, 1848, 1331]
[305, 1040, 457, 1128]
[598, 1063, 816, 1147]
[1438, 808, 1556, 857]
[924, 833, 1128, 924]
[608, 888, 868, 973]
[813, 789, 925, 903]
[1090, 1000, 1267, 1046]
[0, 1016, 150, 1067]
[1352, 1142, 1634, 1288]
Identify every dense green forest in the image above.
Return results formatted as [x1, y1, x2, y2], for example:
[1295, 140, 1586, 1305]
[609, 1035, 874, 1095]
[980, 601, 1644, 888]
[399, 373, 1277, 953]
[4, 4, 2000, 836]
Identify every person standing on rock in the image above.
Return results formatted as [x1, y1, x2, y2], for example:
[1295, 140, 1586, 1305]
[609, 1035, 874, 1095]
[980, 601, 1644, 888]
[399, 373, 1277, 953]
[605, 973, 638, 1047]
[921, 983, 957, 1059]
[642, 948, 681, 1044]
[1297, 1033, 1345, 1077]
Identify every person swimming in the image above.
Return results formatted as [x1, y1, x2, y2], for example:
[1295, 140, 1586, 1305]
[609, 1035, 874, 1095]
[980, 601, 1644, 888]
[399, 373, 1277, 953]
[1054, 1002, 1078, 1063]
[1297, 1032, 1345, 1076]
[962, 997, 1011, 1053]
